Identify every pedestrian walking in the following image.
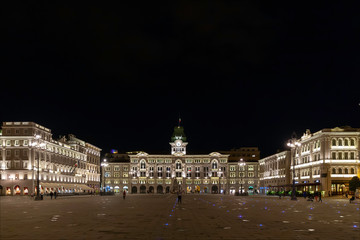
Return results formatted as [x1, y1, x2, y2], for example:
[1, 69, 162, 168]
[318, 192, 322, 203]
[177, 190, 182, 204]
[123, 190, 126, 200]
[54, 191, 57, 199]
[50, 191, 53, 200]
[314, 192, 318, 202]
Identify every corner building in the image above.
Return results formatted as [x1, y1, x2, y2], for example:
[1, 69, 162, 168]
[0, 122, 101, 195]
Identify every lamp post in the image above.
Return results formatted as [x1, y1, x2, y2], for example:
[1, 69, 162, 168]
[100, 159, 108, 192]
[238, 158, 245, 195]
[32, 135, 44, 201]
[287, 133, 301, 201]
[217, 168, 222, 194]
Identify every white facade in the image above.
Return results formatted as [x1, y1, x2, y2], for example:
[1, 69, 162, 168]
[0, 122, 101, 196]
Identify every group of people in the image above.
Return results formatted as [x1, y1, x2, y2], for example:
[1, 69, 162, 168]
[49, 191, 57, 200]
[304, 191, 322, 202]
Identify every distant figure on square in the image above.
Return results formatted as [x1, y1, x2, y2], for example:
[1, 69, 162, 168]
[50, 191, 54, 200]
[54, 191, 57, 199]
[177, 190, 182, 204]
[123, 190, 126, 200]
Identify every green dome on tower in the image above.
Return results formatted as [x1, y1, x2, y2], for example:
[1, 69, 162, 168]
[171, 126, 187, 142]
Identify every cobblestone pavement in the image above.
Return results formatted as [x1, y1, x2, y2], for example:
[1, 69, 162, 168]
[1, 194, 359, 240]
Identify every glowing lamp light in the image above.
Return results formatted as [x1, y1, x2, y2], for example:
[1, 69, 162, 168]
[111, 149, 118, 154]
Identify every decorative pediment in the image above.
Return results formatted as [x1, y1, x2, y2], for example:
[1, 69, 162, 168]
[209, 152, 221, 157]
[136, 152, 149, 157]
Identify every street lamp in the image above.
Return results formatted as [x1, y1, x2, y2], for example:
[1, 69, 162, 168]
[238, 158, 245, 195]
[287, 133, 301, 201]
[217, 168, 222, 194]
[32, 135, 44, 201]
[100, 159, 108, 192]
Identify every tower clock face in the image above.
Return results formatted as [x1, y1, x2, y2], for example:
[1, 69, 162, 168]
[176, 140, 182, 146]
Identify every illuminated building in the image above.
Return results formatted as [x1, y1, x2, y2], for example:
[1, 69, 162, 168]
[259, 126, 360, 195]
[0, 122, 101, 196]
[259, 150, 291, 194]
[104, 124, 231, 194]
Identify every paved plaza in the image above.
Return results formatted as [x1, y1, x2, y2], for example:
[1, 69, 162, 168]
[0, 194, 359, 240]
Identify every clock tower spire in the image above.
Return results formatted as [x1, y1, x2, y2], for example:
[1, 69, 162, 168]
[170, 119, 188, 155]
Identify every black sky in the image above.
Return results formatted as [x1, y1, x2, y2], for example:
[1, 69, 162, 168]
[2, 2, 359, 157]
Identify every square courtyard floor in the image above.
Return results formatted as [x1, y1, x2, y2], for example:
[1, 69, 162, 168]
[1, 194, 359, 239]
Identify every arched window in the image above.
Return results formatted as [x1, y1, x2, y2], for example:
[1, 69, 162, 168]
[351, 168, 355, 174]
[332, 139, 336, 146]
[176, 161, 182, 170]
[140, 160, 146, 169]
[332, 168, 336, 174]
[344, 139, 349, 146]
[350, 139, 355, 146]
[332, 152, 336, 159]
[344, 168, 348, 174]
[212, 161, 218, 170]
[338, 168, 342, 174]
[338, 139, 343, 146]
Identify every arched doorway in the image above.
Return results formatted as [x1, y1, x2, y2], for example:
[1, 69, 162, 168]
[166, 186, 170, 193]
[14, 185, 21, 195]
[131, 186, 137, 194]
[149, 186, 154, 193]
[157, 185, 163, 194]
[140, 185, 146, 194]
[211, 185, 218, 194]
[229, 187, 236, 195]
[204, 187, 208, 193]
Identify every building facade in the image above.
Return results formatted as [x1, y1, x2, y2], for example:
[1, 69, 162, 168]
[103, 125, 261, 195]
[258, 126, 360, 195]
[291, 127, 360, 195]
[0, 122, 101, 196]
[259, 150, 291, 194]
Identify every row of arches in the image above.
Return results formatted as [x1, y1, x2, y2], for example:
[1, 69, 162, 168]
[331, 138, 356, 147]
[130, 185, 220, 194]
[138, 159, 220, 171]
[331, 167, 356, 174]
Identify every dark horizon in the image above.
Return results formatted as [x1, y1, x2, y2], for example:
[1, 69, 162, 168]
[2, 2, 359, 159]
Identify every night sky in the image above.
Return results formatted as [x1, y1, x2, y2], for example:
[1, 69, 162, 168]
[2, 2, 359, 158]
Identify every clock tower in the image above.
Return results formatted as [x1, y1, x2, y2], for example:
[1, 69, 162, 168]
[170, 122, 188, 155]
